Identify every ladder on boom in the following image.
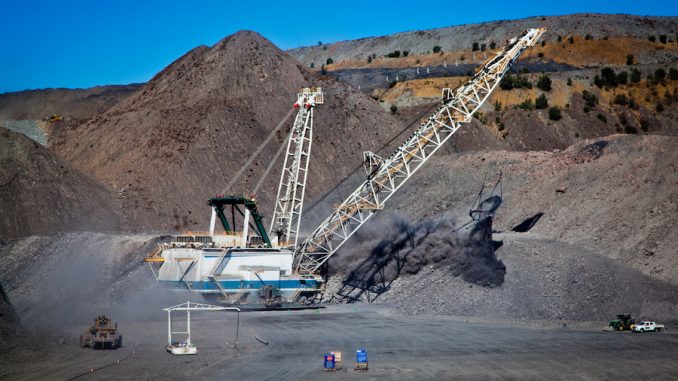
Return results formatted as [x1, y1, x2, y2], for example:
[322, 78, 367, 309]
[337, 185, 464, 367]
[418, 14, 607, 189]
[270, 88, 324, 249]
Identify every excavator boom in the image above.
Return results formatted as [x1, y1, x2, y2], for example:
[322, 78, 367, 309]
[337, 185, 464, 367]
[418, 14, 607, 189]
[294, 28, 546, 274]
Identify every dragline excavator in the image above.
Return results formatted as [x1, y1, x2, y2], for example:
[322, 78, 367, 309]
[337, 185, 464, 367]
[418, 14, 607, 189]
[145, 28, 545, 305]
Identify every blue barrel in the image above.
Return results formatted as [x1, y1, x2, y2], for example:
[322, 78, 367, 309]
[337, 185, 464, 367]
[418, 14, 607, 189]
[324, 354, 335, 370]
[356, 349, 367, 364]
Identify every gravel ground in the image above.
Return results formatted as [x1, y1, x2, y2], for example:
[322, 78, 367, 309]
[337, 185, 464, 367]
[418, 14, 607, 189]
[2, 304, 678, 381]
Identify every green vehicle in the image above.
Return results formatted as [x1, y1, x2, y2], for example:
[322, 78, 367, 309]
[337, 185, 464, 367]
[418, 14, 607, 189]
[609, 314, 635, 331]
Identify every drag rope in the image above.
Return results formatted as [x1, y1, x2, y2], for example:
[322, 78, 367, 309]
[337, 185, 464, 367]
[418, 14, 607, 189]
[65, 342, 140, 381]
[221, 108, 295, 195]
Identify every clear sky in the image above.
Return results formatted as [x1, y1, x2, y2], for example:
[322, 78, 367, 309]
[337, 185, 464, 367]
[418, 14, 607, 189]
[1, 0, 676, 93]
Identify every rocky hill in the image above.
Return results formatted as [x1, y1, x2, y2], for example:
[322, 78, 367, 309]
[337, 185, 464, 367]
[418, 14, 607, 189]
[325, 134, 678, 320]
[51, 31, 403, 232]
[286, 13, 678, 155]
[289, 14, 678, 67]
[0, 84, 140, 121]
[0, 128, 121, 239]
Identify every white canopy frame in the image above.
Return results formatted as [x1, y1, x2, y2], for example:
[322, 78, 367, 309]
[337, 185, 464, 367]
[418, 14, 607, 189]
[163, 301, 241, 349]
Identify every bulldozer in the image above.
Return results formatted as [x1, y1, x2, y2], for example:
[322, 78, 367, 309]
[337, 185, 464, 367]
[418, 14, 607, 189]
[80, 315, 122, 349]
[608, 314, 635, 331]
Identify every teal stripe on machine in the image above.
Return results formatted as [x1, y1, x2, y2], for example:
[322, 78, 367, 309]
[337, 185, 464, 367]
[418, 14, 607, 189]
[159, 279, 318, 291]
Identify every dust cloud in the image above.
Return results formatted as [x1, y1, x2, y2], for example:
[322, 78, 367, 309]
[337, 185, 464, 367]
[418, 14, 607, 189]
[330, 214, 506, 290]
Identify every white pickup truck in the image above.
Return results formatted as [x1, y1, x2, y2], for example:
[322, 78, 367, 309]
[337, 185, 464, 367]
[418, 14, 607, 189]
[633, 321, 664, 333]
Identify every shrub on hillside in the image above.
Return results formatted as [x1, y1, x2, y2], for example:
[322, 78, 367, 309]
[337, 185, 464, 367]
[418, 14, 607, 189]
[582, 90, 598, 110]
[326, 58, 334, 65]
[549, 106, 562, 120]
[432, 45, 442, 53]
[500, 74, 532, 90]
[625, 125, 638, 134]
[535, 94, 548, 109]
[617, 71, 628, 85]
[600, 67, 618, 87]
[626, 54, 634, 65]
[536, 75, 552, 91]
[630, 69, 642, 83]
[614, 94, 629, 105]
[516, 99, 534, 110]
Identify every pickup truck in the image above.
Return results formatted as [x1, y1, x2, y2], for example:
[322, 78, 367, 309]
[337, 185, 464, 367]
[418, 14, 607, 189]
[633, 321, 664, 333]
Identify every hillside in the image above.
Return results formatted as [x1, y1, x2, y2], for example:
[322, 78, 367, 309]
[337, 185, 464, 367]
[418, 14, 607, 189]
[326, 134, 678, 320]
[0, 84, 140, 121]
[0, 128, 121, 239]
[51, 31, 403, 232]
[286, 14, 678, 158]
[289, 14, 678, 67]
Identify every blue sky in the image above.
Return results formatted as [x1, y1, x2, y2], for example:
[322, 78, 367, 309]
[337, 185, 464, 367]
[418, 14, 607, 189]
[1, 0, 676, 93]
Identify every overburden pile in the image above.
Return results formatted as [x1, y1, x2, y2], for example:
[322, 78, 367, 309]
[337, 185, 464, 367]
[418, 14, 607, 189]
[330, 215, 505, 302]
[52, 31, 403, 233]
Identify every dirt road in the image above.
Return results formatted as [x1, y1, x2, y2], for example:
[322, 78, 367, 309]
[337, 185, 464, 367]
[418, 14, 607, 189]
[3, 304, 678, 380]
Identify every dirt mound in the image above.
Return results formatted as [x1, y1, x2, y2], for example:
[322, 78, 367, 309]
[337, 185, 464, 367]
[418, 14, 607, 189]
[53, 31, 402, 232]
[0, 128, 121, 239]
[0, 84, 140, 121]
[336, 233, 678, 321]
[319, 134, 678, 320]
[370, 134, 678, 285]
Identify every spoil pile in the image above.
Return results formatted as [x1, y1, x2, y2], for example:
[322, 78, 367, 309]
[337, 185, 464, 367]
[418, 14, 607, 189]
[0, 128, 120, 239]
[52, 31, 403, 232]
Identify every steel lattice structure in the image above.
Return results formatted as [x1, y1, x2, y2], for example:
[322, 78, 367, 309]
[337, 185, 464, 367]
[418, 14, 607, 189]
[270, 88, 324, 249]
[294, 28, 546, 274]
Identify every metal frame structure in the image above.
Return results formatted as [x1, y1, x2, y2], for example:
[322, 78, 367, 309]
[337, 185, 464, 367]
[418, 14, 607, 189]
[294, 28, 546, 274]
[270, 87, 324, 249]
[164, 301, 241, 351]
[208, 195, 272, 247]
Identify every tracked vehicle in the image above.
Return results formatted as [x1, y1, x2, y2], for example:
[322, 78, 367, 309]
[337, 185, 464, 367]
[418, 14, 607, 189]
[80, 315, 122, 349]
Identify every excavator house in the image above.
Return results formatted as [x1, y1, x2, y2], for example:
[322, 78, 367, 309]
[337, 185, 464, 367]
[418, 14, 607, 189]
[145, 28, 546, 305]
